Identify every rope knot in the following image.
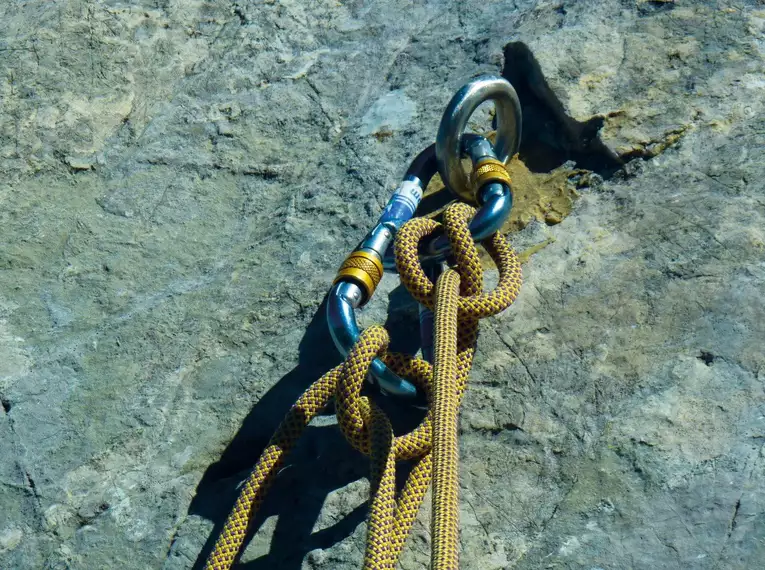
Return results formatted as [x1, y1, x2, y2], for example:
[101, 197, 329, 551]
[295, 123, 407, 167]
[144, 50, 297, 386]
[335, 327, 435, 461]
[394, 202, 522, 320]
[335, 325, 388, 455]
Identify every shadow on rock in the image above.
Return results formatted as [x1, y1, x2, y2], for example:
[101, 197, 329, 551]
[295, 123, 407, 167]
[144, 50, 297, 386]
[189, 285, 426, 569]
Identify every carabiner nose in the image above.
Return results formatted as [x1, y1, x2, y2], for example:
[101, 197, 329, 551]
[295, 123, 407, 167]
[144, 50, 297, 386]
[436, 75, 522, 203]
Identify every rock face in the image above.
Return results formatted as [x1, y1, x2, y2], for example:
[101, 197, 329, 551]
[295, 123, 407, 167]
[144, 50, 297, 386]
[1, 1, 764, 569]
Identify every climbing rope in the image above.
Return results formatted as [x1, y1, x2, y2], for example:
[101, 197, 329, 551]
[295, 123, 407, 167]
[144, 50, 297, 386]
[202, 201, 522, 570]
[202, 74, 524, 570]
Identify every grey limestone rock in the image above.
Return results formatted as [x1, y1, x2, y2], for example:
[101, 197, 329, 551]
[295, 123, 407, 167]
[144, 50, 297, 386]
[1, 1, 764, 569]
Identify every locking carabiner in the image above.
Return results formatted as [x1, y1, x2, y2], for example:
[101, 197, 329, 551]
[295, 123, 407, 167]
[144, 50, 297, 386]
[327, 75, 522, 399]
[381, 76, 521, 270]
[403, 132, 514, 271]
[326, 145, 438, 399]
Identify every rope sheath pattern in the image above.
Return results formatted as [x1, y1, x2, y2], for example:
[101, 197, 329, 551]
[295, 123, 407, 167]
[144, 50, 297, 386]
[432, 270, 461, 570]
[203, 202, 522, 570]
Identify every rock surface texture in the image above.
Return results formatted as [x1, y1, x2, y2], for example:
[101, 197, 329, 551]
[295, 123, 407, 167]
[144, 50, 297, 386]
[1, 1, 764, 569]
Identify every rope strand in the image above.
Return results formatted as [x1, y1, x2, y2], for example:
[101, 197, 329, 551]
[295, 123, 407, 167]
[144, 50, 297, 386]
[203, 202, 522, 570]
[432, 270, 462, 570]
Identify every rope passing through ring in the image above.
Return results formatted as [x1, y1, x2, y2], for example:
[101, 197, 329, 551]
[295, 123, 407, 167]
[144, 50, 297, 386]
[203, 200, 522, 570]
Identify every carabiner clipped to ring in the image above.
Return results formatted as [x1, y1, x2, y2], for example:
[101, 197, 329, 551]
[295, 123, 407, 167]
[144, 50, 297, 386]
[327, 75, 522, 400]
[413, 74, 522, 267]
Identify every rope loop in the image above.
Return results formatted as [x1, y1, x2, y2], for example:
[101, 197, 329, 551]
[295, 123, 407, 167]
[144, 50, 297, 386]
[336, 326, 389, 455]
[336, 326, 436, 462]
[394, 202, 523, 319]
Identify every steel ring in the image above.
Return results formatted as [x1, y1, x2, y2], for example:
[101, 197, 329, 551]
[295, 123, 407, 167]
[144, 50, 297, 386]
[435, 75, 522, 202]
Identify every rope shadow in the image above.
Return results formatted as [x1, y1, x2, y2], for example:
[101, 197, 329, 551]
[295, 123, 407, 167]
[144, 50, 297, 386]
[189, 285, 426, 569]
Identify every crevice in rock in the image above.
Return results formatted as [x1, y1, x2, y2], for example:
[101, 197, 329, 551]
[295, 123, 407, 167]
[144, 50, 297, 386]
[477, 422, 524, 437]
[638, 0, 676, 17]
[24, 470, 40, 498]
[698, 350, 716, 366]
[728, 497, 742, 536]
[620, 126, 688, 162]
[501, 42, 625, 178]
[535, 477, 577, 536]
[1, 397, 10, 414]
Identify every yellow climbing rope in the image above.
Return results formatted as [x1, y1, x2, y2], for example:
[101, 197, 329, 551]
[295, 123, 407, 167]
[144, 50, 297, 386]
[432, 269, 461, 569]
[203, 201, 521, 570]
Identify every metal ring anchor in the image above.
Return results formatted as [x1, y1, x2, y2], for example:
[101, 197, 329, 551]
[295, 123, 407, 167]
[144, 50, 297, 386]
[409, 132, 515, 268]
[435, 75, 522, 203]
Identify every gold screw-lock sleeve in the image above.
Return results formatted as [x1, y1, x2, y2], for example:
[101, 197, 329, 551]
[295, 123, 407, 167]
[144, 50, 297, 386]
[333, 249, 384, 304]
[471, 158, 512, 192]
